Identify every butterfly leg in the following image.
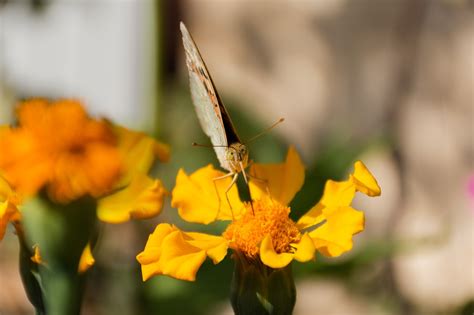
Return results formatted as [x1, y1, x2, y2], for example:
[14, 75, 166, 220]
[224, 173, 239, 220]
[213, 172, 237, 219]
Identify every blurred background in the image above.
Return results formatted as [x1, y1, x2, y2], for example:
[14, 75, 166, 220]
[0, 0, 473, 314]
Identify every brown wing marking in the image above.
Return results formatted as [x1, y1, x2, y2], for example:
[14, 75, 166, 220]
[190, 61, 240, 145]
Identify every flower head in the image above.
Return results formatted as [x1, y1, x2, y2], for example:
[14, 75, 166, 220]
[0, 99, 170, 222]
[223, 199, 300, 260]
[137, 147, 381, 281]
[0, 99, 121, 202]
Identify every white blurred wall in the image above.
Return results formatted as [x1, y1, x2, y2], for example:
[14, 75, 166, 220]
[0, 0, 156, 131]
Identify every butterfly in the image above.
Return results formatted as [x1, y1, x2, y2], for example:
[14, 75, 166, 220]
[180, 22, 249, 208]
[180, 22, 282, 214]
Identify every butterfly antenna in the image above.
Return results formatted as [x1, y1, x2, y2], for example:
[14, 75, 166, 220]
[244, 118, 285, 144]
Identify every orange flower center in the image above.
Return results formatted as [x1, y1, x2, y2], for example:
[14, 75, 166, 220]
[223, 198, 301, 259]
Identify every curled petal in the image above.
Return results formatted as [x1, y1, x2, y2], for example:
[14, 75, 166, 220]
[185, 232, 229, 264]
[350, 161, 381, 197]
[98, 174, 168, 223]
[138, 223, 176, 265]
[137, 224, 178, 281]
[293, 233, 315, 262]
[114, 125, 170, 186]
[172, 165, 243, 224]
[137, 224, 229, 281]
[320, 180, 355, 208]
[78, 244, 95, 273]
[260, 235, 294, 269]
[249, 146, 305, 206]
[309, 206, 364, 257]
[158, 231, 207, 281]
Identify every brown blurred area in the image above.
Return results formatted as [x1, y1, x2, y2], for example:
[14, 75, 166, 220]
[180, 1, 473, 314]
[1, 0, 473, 314]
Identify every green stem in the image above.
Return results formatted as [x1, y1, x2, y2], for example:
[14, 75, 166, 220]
[41, 269, 83, 315]
[17, 225, 45, 314]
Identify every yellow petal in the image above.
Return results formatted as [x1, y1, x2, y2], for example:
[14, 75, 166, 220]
[0, 175, 13, 199]
[309, 206, 364, 257]
[293, 233, 316, 262]
[137, 223, 177, 281]
[114, 125, 170, 186]
[97, 174, 168, 223]
[296, 202, 325, 230]
[320, 180, 355, 208]
[0, 199, 7, 215]
[260, 234, 294, 269]
[0, 201, 9, 240]
[171, 165, 243, 224]
[0, 204, 19, 241]
[138, 224, 176, 264]
[140, 260, 162, 282]
[185, 232, 229, 264]
[137, 224, 228, 282]
[350, 161, 381, 197]
[0, 176, 19, 241]
[137, 224, 175, 281]
[249, 146, 305, 206]
[158, 231, 207, 281]
[78, 244, 95, 273]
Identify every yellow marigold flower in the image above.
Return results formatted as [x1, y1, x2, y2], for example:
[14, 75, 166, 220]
[137, 146, 381, 281]
[0, 99, 169, 222]
[0, 175, 20, 240]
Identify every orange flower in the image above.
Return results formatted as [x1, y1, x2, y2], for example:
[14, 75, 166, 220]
[0, 99, 121, 203]
[0, 99, 170, 223]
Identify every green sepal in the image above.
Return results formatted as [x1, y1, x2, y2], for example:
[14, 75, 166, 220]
[230, 252, 296, 315]
[21, 193, 97, 315]
[18, 229, 45, 314]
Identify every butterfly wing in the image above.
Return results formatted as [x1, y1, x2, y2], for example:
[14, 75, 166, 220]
[180, 22, 240, 171]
